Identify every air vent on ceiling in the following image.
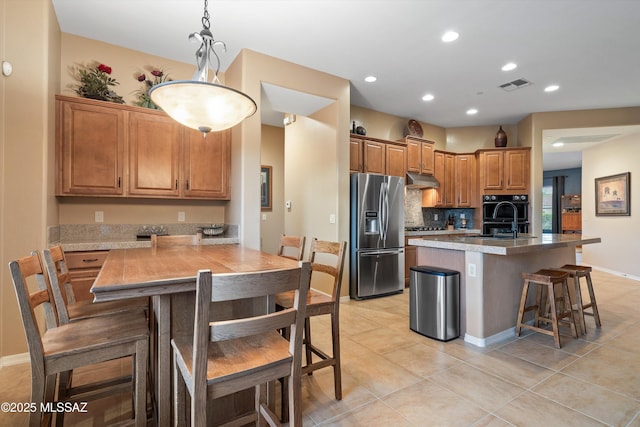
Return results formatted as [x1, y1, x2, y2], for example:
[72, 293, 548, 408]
[499, 78, 532, 91]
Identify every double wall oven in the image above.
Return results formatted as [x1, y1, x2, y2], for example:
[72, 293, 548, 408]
[482, 194, 529, 235]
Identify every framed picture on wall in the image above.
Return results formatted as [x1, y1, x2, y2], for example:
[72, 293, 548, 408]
[595, 172, 630, 216]
[261, 165, 272, 211]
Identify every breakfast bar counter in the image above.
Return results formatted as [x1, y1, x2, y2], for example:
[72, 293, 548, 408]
[408, 233, 601, 347]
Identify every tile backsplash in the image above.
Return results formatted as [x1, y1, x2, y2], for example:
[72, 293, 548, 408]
[404, 188, 476, 229]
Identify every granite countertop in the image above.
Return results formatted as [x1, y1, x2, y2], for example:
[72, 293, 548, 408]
[59, 236, 240, 252]
[408, 233, 601, 256]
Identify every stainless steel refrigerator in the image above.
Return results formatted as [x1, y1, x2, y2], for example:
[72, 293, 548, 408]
[350, 173, 405, 299]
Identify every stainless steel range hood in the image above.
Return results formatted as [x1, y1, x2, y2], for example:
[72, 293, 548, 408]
[405, 172, 440, 189]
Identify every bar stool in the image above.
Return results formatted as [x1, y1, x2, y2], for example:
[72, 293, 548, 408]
[516, 269, 578, 348]
[558, 264, 601, 334]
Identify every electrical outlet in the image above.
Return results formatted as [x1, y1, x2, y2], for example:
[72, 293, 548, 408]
[178, 211, 185, 222]
[468, 263, 477, 277]
[460, 213, 466, 219]
[434, 213, 439, 221]
[95, 211, 104, 223]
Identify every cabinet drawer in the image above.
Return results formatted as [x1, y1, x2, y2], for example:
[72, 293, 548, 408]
[65, 251, 108, 270]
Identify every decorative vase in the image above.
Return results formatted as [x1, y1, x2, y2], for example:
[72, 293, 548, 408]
[494, 126, 508, 147]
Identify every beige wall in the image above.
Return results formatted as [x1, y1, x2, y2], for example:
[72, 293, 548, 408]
[1, 0, 60, 359]
[224, 49, 350, 257]
[518, 107, 640, 239]
[582, 131, 640, 278]
[350, 105, 446, 149]
[260, 125, 285, 254]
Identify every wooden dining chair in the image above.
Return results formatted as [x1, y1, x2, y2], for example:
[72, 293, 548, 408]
[276, 238, 347, 409]
[277, 234, 306, 261]
[9, 253, 149, 427]
[171, 262, 311, 427]
[151, 233, 202, 248]
[41, 246, 148, 324]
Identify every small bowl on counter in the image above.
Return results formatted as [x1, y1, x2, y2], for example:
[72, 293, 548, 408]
[199, 224, 225, 237]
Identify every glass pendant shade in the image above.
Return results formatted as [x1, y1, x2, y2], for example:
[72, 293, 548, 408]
[148, 0, 256, 134]
[149, 80, 256, 133]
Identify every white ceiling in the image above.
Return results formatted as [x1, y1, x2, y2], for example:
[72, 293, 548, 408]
[51, 0, 640, 170]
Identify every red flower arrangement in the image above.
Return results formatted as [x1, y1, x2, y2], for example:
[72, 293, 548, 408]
[134, 68, 171, 109]
[74, 62, 124, 104]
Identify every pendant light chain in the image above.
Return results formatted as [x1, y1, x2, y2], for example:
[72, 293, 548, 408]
[202, 0, 210, 30]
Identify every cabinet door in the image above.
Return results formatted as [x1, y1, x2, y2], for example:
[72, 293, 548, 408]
[479, 151, 504, 191]
[363, 140, 386, 175]
[182, 128, 231, 199]
[420, 142, 435, 175]
[455, 154, 475, 207]
[505, 149, 530, 191]
[57, 99, 124, 195]
[406, 139, 420, 173]
[385, 144, 407, 177]
[443, 153, 455, 207]
[129, 111, 181, 197]
[350, 138, 363, 173]
[432, 151, 445, 206]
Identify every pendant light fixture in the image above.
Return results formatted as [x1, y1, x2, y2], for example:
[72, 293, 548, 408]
[149, 0, 256, 135]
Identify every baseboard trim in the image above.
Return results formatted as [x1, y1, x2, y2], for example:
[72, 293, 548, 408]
[590, 265, 640, 282]
[464, 327, 516, 348]
[1, 352, 30, 368]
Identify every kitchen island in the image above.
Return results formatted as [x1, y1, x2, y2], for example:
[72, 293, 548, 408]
[408, 233, 601, 347]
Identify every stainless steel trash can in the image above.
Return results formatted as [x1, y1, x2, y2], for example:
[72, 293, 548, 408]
[409, 266, 460, 341]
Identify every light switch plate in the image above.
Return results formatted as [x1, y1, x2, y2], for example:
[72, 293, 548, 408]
[178, 211, 185, 222]
[95, 211, 104, 223]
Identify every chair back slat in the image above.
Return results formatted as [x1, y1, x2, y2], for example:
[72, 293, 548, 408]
[41, 247, 72, 324]
[209, 268, 303, 302]
[309, 239, 347, 301]
[9, 254, 51, 366]
[277, 235, 306, 261]
[210, 309, 296, 341]
[151, 233, 202, 248]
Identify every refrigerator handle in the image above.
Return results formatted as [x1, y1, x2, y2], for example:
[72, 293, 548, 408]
[380, 182, 388, 242]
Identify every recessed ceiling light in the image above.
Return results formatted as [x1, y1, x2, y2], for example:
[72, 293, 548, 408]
[422, 94, 435, 101]
[502, 62, 517, 71]
[466, 108, 478, 115]
[442, 31, 459, 42]
[364, 75, 377, 83]
[552, 141, 564, 147]
[545, 84, 560, 92]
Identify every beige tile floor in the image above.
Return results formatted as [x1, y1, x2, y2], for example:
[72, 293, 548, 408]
[1, 269, 639, 426]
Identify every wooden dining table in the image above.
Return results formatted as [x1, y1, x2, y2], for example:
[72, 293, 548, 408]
[91, 244, 298, 427]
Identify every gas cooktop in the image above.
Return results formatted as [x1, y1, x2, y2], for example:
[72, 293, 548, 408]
[405, 226, 444, 232]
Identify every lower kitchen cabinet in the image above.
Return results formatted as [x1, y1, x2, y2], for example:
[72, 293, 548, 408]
[64, 250, 109, 302]
[404, 238, 416, 287]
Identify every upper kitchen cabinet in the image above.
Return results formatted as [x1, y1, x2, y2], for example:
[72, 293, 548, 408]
[182, 127, 230, 199]
[423, 150, 455, 207]
[405, 136, 435, 175]
[477, 147, 530, 194]
[362, 139, 386, 175]
[455, 154, 476, 207]
[352, 135, 407, 177]
[349, 137, 363, 173]
[56, 96, 125, 196]
[56, 95, 231, 200]
[385, 143, 407, 177]
[128, 110, 182, 198]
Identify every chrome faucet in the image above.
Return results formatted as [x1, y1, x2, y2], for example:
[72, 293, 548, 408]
[492, 201, 519, 238]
